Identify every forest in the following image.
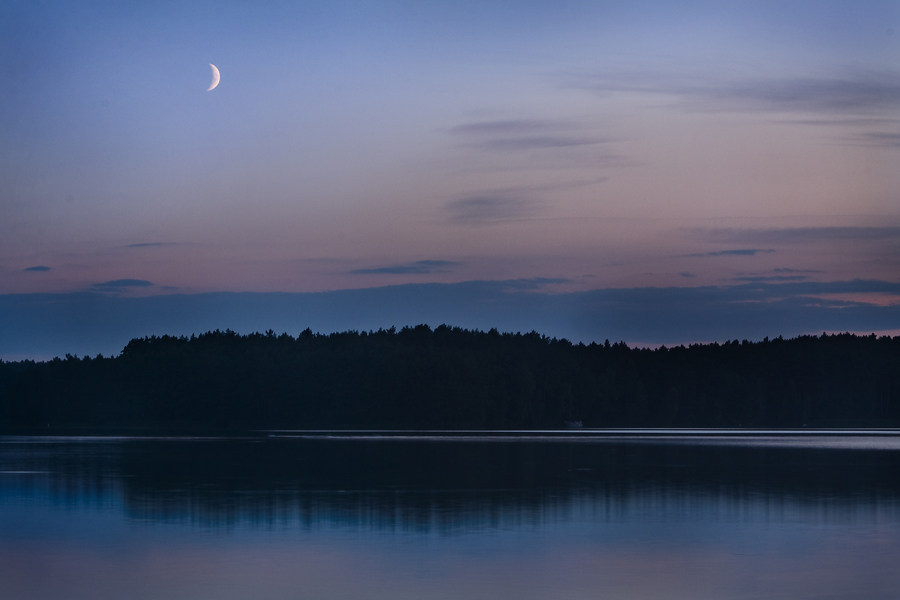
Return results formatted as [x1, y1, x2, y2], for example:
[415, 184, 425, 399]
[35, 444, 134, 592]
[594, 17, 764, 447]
[1, 325, 898, 430]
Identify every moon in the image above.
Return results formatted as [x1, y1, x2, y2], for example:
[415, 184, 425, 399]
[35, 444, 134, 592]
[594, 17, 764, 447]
[207, 64, 220, 91]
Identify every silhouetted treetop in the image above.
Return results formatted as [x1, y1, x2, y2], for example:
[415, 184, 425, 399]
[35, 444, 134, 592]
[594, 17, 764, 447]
[1, 327, 898, 430]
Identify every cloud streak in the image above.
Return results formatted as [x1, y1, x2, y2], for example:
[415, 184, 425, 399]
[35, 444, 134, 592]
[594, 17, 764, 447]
[2, 279, 898, 359]
[24, 266, 51, 272]
[444, 195, 537, 224]
[476, 136, 606, 151]
[350, 260, 461, 275]
[497, 277, 570, 290]
[687, 249, 775, 257]
[732, 275, 809, 283]
[449, 120, 556, 136]
[855, 132, 900, 148]
[577, 70, 900, 116]
[697, 227, 900, 244]
[449, 118, 613, 153]
[440, 176, 611, 225]
[92, 279, 154, 290]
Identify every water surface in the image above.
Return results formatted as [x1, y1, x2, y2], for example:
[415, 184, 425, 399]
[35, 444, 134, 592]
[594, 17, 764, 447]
[2, 432, 899, 599]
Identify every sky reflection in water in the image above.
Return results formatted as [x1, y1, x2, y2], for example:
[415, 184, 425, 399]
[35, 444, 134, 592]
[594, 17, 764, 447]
[1, 434, 899, 600]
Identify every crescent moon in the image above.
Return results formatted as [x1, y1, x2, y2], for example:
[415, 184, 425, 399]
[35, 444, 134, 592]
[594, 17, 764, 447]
[207, 64, 220, 91]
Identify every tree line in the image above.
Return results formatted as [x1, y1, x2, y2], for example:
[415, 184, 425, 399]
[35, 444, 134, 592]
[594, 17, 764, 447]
[1, 325, 898, 430]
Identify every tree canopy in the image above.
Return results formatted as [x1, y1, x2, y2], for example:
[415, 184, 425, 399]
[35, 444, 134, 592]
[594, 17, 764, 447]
[1, 326, 898, 430]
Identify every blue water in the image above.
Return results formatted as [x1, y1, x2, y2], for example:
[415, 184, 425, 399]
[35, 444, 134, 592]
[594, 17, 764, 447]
[2, 432, 899, 599]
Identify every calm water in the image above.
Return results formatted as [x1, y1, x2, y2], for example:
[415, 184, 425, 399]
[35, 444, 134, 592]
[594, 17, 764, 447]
[2, 432, 900, 600]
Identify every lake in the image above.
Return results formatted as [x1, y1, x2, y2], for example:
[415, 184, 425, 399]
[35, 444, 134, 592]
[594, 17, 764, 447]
[2, 431, 899, 599]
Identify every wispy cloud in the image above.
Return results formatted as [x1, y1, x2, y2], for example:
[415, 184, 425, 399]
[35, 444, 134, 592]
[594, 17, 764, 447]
[733, 275, 809, 283]
[773, 268, 823, 274]
[125, 242, 176, 248]
[697, 227, 900, 244]
[679, 272, 696, 278]
[779, 117, 900, 127]
[449, 120, 555, 136]
[444, 195, 537, 224]
[730, 279, 900, 296]
[700, 74, 900, 114]
[733, 268, 825, 283]
[687, 249, 775, 257]
[449, 118, 613, 153]
[350, 260, 461, 275]
[576, 70, 900, 116]
[442, 178, 608, 226]
[477, 136, 607, 151]
[92, 279, 154, 290]
[853, 132, 900, 148]
[24, 265, 50, 272]
[499, 277, 571, 290]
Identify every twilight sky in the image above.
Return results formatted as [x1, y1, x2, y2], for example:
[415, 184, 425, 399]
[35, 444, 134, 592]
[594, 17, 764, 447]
[1, 0, 899, 358]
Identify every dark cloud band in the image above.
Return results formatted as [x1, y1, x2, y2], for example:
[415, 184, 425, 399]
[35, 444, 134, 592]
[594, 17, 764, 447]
[92, 279, 154, 289]
[2, 279, 898, 360]
[444, 195, 536, 224]
[351, 260, 461, 275]
[687, 249, 775, 257]
[578, 71, 900, 115]
[698, 227, 900, 244]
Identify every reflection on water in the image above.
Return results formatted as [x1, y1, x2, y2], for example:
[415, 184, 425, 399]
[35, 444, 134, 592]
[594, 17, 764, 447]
[2, 434, 899, 599]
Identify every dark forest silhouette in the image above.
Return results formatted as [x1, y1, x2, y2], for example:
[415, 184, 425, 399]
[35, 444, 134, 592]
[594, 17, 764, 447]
[1, 326, 898, 430]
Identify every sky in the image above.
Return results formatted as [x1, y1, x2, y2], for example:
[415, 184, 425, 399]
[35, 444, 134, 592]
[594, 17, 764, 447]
[1, 0, 899, 358]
